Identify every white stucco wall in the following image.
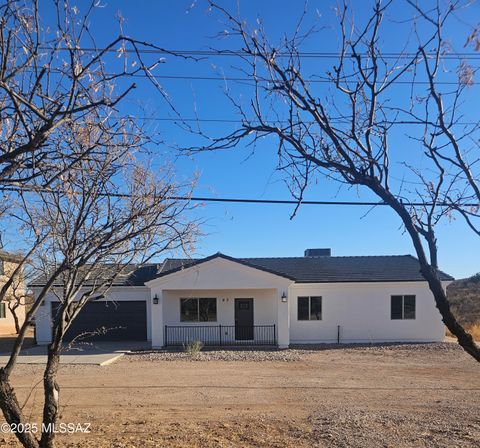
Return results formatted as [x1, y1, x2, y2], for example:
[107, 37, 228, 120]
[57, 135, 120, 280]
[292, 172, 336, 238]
[288, 281, 446, 343]
[147, 257, 292, 347]
[162, 289, 276, 326]
[33, 286, 151, 345]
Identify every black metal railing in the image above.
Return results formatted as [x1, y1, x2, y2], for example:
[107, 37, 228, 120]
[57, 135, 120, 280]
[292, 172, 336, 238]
[164, 324, 276, 347]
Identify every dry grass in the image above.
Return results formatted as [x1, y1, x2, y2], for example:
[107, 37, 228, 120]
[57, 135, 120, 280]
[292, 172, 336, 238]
[446, 320, 480, 340]
[466, 321, 480, 340]
[183, 340, 204, 355]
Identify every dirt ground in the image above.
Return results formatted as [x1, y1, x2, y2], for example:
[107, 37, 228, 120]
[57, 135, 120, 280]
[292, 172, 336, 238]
[1, 343, 479, 447]
[0, 328, 35, 353]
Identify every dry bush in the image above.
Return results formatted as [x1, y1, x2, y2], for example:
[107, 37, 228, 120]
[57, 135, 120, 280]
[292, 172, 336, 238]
[447, 320, 480, 341]
[184, 340, 204, 356]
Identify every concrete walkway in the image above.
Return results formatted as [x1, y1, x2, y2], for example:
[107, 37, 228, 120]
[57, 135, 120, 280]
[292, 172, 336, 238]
[0, 342, 149, 366]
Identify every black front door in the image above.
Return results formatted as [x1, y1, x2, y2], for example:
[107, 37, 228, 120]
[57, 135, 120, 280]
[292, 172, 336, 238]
[235, 298, 254, 340]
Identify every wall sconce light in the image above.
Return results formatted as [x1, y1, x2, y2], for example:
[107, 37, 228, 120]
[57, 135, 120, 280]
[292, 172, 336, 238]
[281, 292, 287, 302]
[153, 294, 159, 305]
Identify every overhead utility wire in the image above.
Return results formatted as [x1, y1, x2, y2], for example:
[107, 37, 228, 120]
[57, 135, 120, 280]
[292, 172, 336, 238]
[114, 72, 476, 86]
[129, 116, 480, 126]
[39, 46, 480, 60]
[35, 67, 472, 87]
[0, 186, 477, 207]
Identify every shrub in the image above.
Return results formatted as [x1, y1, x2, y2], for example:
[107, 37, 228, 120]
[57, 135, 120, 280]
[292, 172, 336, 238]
[446, 320, 480, 341]
[184, 340, 204, 355]
[469, 322, 480, 341]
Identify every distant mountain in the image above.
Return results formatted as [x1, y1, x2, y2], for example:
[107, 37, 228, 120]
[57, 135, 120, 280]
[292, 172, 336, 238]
[447, 274, 480, 326]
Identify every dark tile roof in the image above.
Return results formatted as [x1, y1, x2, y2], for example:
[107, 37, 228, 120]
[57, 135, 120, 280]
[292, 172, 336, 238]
[29, 253, 454, 287]
[155, 253, 454, 283]
[30, 263, 159, 287]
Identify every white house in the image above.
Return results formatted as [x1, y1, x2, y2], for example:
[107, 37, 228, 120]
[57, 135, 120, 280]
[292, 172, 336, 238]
[33, 249, 453, 348]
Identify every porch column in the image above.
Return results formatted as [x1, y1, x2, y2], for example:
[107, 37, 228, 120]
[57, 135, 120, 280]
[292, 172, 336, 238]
[276, 289, 290, 348]
[151, 290, 164, 348]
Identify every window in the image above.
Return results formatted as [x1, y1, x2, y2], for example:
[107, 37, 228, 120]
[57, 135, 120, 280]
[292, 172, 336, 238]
[180, 298, 217, 322]
[391, 295, 416, 320]
[0, 303, 6, 319]
[298, 296, 322, 320]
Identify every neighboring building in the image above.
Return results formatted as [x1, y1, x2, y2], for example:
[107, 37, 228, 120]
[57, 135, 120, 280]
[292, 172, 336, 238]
[0, 250, 26, 335]
[33, 249, 453, 348]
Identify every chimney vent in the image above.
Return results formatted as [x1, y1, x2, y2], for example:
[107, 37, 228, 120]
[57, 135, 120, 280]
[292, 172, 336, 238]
[304, 248, 331, 257]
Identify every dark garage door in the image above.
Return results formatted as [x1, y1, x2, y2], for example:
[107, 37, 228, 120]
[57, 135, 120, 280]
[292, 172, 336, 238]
[51, 301, 147, 342]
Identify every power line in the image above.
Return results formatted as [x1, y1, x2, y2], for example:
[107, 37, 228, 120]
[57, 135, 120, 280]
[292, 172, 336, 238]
[0, 186, 477, 208]
[173, 197, 479, 207]
[130, 116, 480, 126]
[21, 63, 478, 87]
[41, 46, 480, 60]
[117, 72, 476, 87]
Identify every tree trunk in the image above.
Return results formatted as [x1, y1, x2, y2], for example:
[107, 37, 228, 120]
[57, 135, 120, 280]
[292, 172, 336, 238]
[39, 346, 61, 448]
[11, 307, 21, 334]
[372, 182, 480, 361]
[421, 267, 480, 361]
[0, 369, 40, 448]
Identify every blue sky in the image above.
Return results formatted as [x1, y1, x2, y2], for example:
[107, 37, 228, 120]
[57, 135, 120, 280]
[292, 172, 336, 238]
[25, 0, 480, 279]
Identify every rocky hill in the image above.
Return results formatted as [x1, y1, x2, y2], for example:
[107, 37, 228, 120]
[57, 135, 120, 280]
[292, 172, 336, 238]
[447, 274, 480, 326]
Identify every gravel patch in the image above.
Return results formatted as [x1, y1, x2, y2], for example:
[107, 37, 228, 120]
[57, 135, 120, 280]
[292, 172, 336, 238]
[126, 349, 305, 362]
[308, 405, 480, 447]
[126, 342, 462, 362]
[292, 341, 463, 353]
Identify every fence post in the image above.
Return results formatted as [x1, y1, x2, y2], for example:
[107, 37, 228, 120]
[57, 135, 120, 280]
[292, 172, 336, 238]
[273, 324, 276, 346]
[164, 325, 168, 347]
[337, 325, 340, 344]
[219, 324, 222, 346]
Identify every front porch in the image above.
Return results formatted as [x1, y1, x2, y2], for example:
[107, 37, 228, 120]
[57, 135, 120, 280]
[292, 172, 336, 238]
[145, 255, 294, 349]
[154, 288, 287, 347]
[164, 324, 277, 347]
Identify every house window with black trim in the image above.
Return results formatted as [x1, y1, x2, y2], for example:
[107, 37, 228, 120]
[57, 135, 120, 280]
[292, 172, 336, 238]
[180, 298, 217, 322]
[298, 296, 322, 320]
[0, 303, 6, 319]
[391, 295, 416, 320]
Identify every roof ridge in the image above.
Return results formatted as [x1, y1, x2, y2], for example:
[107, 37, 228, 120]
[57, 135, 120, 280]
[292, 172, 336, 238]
[242, 254, 414, 260]
[164, 254, 415, 261]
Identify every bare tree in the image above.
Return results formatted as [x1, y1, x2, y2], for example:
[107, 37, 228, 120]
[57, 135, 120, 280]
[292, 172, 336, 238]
[4, 269, 29, 335]
[188, 1, 480, 361]
[0, 1, 199, 447]
[0, 118, 197, 448]
[0, 0, 181, 186]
